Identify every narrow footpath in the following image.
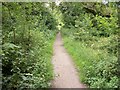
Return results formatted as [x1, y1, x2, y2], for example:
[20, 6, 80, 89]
[51, 32, 86, 88]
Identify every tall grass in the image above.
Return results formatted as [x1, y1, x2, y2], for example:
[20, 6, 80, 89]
[62, 36, 118, 88]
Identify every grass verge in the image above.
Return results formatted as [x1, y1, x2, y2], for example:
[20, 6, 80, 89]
[62, 36, 118, 88]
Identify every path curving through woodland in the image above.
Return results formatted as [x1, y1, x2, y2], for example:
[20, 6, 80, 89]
[51, 32, 86, 88]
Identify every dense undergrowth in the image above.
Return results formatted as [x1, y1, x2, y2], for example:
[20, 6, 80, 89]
[63, 35, 118, 88]
[61, 2, 119, 88]
[1, 1, 120, 89]
[2, 2, 57, 89]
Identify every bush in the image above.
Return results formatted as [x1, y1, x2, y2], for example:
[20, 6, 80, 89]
[2, 2, 57, 89]
[2, 30, 55, 89]
[62, 34, 119, 88]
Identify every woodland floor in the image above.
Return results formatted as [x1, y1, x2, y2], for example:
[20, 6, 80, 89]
[51, 32, 86, 88]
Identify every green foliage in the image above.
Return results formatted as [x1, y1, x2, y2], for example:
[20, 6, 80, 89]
[2, 2, 56, 89]
[2, 1, 119, 89]
[59, 2, 84, 28]
[94, 15, 118, 36]
[60, 2, 118, 56]
[61, 2, 119, 88]
[62, 37, 119, 88]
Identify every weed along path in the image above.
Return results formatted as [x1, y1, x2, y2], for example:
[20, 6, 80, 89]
[51, 32, 86, 88]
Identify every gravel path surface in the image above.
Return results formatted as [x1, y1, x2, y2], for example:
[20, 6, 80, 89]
[51, 32, 86, 88]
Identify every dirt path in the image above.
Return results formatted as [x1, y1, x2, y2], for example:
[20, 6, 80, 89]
[51, 32, 86, 88]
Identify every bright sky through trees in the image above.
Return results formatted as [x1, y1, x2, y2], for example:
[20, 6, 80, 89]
[55, 0, 61, 6]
